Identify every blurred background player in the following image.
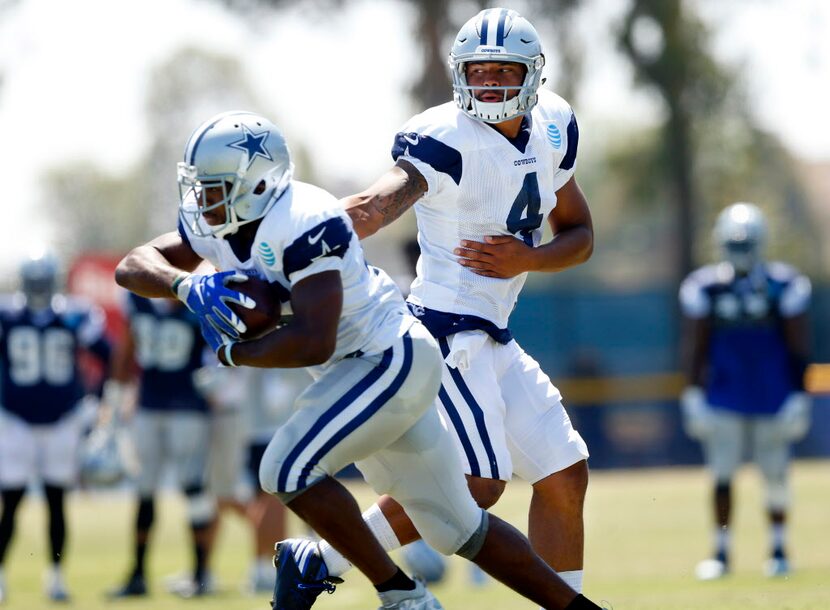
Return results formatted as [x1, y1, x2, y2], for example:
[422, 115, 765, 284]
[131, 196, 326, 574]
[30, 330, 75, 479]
[679, 202, 812, 580]
[0, 251, 110, 603]
[193, 364, 311, 594]
[105, 292, 216, 598]
[242, 367, 311, 593]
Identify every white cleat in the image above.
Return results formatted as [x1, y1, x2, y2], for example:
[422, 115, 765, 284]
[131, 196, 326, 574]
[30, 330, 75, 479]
[377, 578, 443, 609]
[45, 567, 70, 602]
[695, 558, 728, 581]
[764, 556, 791, 578]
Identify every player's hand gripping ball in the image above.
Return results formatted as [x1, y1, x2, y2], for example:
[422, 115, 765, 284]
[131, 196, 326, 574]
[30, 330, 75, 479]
[229, 276, 282, 340]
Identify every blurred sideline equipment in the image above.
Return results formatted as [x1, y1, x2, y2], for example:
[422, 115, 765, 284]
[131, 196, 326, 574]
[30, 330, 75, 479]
[679, 202, 812, 580]
[0, 250, 110, 603]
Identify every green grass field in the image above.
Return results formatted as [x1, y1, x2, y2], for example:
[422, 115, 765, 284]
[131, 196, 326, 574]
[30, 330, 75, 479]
[2, 460, 828, 610]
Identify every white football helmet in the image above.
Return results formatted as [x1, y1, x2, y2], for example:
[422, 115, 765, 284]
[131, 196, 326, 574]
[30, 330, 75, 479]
[178, 111, 293, 238]
[79, 426, 129, 487]
[449, 8, 545, 123]
[20, 250, 59, 310]
[714, 202, 768, 273]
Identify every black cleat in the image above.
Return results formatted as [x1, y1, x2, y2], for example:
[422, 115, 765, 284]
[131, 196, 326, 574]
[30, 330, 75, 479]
[107, 573, 147, 598]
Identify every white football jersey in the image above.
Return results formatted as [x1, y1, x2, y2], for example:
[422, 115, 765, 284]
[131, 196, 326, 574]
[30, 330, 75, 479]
[394, 89, 579, 328]
[179, 181, 414, 369]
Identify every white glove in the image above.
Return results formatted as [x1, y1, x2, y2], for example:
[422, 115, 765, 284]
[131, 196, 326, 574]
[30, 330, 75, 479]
[680, 385, 714, 440]
[776, 392, 811, 441]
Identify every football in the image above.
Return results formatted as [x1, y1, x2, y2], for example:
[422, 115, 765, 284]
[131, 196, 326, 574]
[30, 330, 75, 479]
[228, 276, 282, 340]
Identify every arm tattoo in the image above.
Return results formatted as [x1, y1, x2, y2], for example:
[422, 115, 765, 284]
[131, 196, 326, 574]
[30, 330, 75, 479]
[377, 161, 427, 227]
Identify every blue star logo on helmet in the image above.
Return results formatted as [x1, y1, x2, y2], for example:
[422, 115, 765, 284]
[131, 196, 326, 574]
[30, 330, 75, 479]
[258, 241, 276, 266]
[229, 125, 274, 168]
[546, 123, 562, 149]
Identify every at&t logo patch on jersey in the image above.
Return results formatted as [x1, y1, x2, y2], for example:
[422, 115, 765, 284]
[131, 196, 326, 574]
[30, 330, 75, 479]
[257, 241, 277, 266]
[545, 122, 562, 149]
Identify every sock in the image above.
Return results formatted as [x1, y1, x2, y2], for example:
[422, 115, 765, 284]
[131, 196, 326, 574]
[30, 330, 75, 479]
[133, 541, 147, 577]
[770, 523, 786, 555]
[557, 569, 584, 594]
[715, 526, 730, 559]
[374, 567, 415, 593]
[319, 504, 401, 577]
[563, 594, 604, 610]
[193, 542, 208, 582]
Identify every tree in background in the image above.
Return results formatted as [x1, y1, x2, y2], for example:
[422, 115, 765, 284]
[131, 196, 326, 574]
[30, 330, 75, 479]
[39, 0, 821, 283]
[42, 47, 311, 259]
[616, 0, 816, 281]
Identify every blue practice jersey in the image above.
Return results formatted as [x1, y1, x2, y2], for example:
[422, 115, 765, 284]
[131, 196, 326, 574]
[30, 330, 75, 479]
[126, 294, 209, 413]
[679, 262, 811, 414]
[0, 294, 110, 424]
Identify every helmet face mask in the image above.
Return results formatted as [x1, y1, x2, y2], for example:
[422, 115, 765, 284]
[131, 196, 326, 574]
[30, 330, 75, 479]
[178, 112, 293, 238]
[713, 202, 768, 273]
[449, 8, 545, 124]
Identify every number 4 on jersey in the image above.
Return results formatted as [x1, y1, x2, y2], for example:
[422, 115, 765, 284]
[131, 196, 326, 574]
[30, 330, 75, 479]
[506, 172, 543, 246]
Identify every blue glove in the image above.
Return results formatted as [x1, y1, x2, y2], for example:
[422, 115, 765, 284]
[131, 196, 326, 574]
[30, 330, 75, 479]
[199, 316, 233, 354]
[174, 270, 254, 338]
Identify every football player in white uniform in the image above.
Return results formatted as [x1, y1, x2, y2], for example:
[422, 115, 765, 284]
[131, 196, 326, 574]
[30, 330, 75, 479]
[113, 111, 606, 610]
[318, 8, 594, 599]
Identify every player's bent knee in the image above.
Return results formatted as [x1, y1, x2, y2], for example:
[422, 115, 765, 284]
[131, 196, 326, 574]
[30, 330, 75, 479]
[467, 477, 506, 509]
[455, 511, 490, 560]
[408, 502, 485, 556]
[534, 460, 589, 501]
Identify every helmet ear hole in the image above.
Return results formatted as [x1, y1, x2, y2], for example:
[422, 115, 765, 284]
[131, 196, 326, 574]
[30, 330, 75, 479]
[179, 111, 293, 238]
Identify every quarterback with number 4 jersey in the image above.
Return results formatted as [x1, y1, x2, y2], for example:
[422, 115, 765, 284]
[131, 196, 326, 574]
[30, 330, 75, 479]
[396, 87, 578, 328]
[340, 6, 595, 598]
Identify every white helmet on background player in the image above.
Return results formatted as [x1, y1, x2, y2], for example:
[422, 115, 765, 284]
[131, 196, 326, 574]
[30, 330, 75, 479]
[79, 426, 129, 487]
[449, 8, 545, 123]
[20, 250, 59, 310]
[178, 111, 293, 238]
[714, 202, 768, 273]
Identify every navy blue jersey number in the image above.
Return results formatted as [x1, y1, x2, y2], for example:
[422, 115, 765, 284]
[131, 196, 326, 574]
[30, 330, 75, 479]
[506, 172, 543, 246]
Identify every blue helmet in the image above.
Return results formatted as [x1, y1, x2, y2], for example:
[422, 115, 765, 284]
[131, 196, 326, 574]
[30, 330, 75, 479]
[449, 8, 545, 123]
